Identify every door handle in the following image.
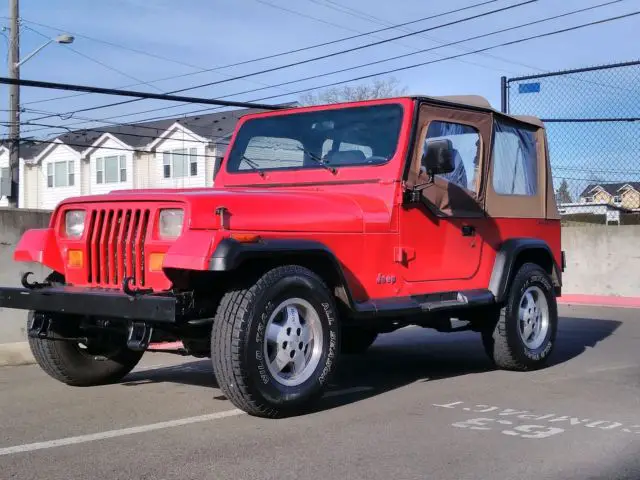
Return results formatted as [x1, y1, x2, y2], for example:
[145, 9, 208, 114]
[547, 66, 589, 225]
[461, 225, 475, 236]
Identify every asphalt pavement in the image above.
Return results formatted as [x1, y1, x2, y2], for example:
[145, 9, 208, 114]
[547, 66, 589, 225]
[1, 305, 638, 480]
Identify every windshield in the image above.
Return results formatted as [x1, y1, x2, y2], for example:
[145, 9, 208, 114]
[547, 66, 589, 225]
[226, 104, 404, 174]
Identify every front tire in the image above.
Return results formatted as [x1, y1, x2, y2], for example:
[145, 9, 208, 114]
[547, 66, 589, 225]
[28, 313, 143, 386]
[211, 265, 340, 418]
[482, 263, 558, 371]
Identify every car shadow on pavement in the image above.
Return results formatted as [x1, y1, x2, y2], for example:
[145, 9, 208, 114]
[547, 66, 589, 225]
[548, 315, 622, 366]
[120, 316, 621, 414]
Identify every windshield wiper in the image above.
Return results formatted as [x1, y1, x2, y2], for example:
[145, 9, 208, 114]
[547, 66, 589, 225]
[296, 146, 337, 174]
[241, 155, 265, 177]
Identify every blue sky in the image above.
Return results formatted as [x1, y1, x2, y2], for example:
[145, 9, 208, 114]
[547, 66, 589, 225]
[0, 0, 639, 143]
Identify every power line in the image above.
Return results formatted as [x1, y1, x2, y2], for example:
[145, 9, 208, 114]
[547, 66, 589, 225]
[17, 19, 297, 105]
[237, 9, 640, 105]
[305, 0, 546, 72]
[0, 77, 286, 110]
[102, 7, 640, 126]
[21, 25, 164, 92]
[18, 17, 216, 72]
[12, 121, 234, 146]
[29, 0, 535, 120]
[18, 0, 498, 108]
[265, 0, 530, 76]
[304, 0, 633, 95]
[287, 0, 634, 95]
[19, 0, 630, 134]
[16, 136, 229, 158]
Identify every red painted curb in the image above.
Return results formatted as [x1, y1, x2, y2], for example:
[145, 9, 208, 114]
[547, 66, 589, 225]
[148, 341, 184, 350]
[558, 294, 640, 309]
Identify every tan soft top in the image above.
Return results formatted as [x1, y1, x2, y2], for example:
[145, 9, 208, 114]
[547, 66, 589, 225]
[412, 95, 545, 128]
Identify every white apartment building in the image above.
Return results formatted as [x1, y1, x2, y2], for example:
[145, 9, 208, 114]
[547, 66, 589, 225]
[15, 107, 270, 210]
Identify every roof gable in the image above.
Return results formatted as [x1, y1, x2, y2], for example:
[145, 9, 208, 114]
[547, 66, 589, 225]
[619, 183, 640, 193]
[580, 182, 640, 198]
[16, 103, 295, 162]
[33, 139, 82, 163]
[82, 132, 135, 158]
[146, 122, 208, 150]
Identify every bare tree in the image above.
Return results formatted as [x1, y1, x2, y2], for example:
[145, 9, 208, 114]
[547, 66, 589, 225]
[555, 179, 573, 204]
[300, 77, 408, 105]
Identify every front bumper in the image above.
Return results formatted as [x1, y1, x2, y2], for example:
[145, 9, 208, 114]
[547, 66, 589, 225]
[0, 286, 176, 323]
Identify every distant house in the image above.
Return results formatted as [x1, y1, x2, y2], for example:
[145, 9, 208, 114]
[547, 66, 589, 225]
[0, 144, 11, 207]
[555, 182, 640, 224]
[0, 141, 42, 208]
[16, 105, 291, 210]
[579, 182, 640, 211]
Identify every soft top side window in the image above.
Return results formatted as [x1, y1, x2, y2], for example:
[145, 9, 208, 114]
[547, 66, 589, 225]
[424, 120, 481, 193]
[492, 120, 538, 196]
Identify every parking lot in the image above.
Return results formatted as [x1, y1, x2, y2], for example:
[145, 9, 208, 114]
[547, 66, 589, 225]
[1, 304, 638, 480]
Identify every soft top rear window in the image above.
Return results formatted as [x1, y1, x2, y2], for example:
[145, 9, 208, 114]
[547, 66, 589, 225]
[226, 104, 404, 173]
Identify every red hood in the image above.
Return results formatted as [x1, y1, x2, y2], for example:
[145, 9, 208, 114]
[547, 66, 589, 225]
[58, 187, 394, 233]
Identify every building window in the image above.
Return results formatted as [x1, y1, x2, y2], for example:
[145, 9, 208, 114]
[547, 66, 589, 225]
[96, 155, 126, 184]
[46, 160, 75, 188]
[0, 167, 10, 197]
[614, 195, 622, 204]
[163, 148, 198, 178]
[492, 120, 537, 196]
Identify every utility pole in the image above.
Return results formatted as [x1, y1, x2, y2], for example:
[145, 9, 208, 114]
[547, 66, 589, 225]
[7, 0, 20, 207]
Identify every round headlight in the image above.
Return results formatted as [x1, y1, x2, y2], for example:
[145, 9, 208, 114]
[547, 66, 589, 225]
[65, 210, 86, 238]
[159, 209, 184, 239]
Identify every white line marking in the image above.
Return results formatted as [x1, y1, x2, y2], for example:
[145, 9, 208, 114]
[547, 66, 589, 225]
[323, 386, 373, 398]
[0, 409, 243, 456]
[0, 386, 375, 456]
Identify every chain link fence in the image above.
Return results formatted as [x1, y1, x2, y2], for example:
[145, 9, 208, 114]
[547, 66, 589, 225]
[503, 60, 640, 225]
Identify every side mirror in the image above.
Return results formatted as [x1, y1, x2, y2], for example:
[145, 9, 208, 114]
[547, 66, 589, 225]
[422, 138, 455, 176]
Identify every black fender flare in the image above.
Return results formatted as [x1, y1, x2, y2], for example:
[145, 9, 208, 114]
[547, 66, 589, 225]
[489, 238, 562, 303]
[208, 238, 356, 308]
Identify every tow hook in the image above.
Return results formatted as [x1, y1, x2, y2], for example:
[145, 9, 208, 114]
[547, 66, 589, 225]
[122, 277, 153, 297]
[21, 272, 51, 290]
[127, 321, 153, 351]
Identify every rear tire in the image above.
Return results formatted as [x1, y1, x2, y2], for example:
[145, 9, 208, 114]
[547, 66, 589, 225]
[482, 263, 558, 371]
[211, 265, 340, 418]
[28, 312, 143, 386]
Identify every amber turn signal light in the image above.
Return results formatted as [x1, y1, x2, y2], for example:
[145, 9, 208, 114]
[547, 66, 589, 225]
[230, 233, 261, 243]
[149, 253, 166, 272]
[67, 250, 84, 268]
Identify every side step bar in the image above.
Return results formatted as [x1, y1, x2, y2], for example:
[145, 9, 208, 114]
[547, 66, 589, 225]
[354, 289, 496, 318]
[419, 290, 496, 312]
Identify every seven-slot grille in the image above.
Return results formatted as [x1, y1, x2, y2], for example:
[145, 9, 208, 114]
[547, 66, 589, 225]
[86, 208, 151, 288]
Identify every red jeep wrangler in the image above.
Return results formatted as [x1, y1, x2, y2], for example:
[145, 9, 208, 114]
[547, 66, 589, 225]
[0, 96, 563, 417]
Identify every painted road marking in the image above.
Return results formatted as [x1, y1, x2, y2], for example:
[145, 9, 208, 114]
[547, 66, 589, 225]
[433, 401, 640, 439]
[0, 386, 375, 456]
[0, 409, 244, 456]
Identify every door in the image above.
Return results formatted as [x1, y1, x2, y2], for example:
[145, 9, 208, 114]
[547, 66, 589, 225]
[399, 105, 492, 283]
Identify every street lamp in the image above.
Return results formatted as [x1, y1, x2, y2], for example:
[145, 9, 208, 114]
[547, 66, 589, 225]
[16, 34, 75, 68]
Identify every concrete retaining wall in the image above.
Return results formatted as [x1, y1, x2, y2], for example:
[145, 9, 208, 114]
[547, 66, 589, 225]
[0, 209, 638, 351]
[561, 224, 640, 297]
[0, 208, 50, 345]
